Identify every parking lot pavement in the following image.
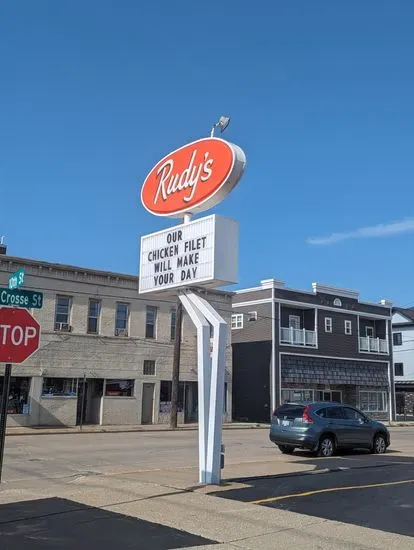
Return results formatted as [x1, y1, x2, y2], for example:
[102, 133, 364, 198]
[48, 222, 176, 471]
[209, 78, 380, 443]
[213, 459, 414, 538]
[0, 497, 218, 550]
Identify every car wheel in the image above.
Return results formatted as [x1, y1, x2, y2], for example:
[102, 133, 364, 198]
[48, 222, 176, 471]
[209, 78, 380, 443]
[372, 433, 387, 454]
[278, 445, 295, 454]
[317, 435, 335, 457]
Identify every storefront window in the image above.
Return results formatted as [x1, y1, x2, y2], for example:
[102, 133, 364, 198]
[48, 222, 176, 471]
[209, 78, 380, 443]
[282, 389, 314, 404]
[0, 377, 31, 414]
[42, 378, 78, 397]
[105, 379, 134, 397]
[360, 391, 388, 412]
[159, 381, 184, 413]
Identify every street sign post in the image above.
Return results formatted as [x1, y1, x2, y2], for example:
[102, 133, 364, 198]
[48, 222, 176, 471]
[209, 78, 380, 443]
[8, 269, 25, 290]
[0, 288, 43, 309]
[0, 307, 41, 482]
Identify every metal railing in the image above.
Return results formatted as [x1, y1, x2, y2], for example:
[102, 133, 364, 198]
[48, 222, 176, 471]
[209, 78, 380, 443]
[359, 336, 388, 354]
[280, 327, 317, 347]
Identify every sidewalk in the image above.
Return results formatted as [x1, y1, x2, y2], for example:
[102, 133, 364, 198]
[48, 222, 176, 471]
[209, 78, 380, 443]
[5, 420, 414, 437]
[5, 421, 269, 437]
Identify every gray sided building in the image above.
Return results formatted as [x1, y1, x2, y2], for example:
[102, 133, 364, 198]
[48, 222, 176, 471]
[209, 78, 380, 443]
[0, 254, 232, 428]
[232, 279, 395, 422]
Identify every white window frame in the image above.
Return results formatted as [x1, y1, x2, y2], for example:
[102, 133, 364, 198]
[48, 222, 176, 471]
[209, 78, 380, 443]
[231, 314, 243, 330]
[282, 388, 314, 403]
[359, 391, 388, 413]
[325, 317, 332, 333]
[394, 363, 404, 377]
[365, 326, 374, 338]
[344, 320, 352, 335]
[393, 332, 402, 346]
[288, 315, 301, 329]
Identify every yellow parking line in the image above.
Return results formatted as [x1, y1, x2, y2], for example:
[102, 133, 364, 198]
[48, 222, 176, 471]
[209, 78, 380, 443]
[249, 478, 414, 505]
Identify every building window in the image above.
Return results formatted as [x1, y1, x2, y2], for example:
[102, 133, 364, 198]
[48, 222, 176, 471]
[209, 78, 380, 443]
[366, 326, 374, 338]
[394, 363, 404, 377]
[0, 377, 30, 414]
[146, 306, 157, 338]
[248, 311, 258, 321]
[344, 320, 352, 335]
[115, 303, 129, 336]
[325, 317, 332, 333]
[143, 360, 156, 376]
[231, 314, 243, 330]
[55, 296, 71, 330]
[159, 381, 184, 413]
[393, 332, 402, 346]
[333, 298, 342, 307]
[170, 309, 177, 341]
[42, 378, 77, 397]
[105, 379, 134, 397]
[359, 391, 388, 413]
[87, 299, 101, 334]
[282, 389, 314, 403]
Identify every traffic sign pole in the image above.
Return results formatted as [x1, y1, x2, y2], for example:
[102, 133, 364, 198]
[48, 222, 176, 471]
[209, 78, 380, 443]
[0, 363, 12, 483]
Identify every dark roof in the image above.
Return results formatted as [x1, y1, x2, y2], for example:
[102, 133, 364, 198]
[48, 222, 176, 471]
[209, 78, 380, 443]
[393, 307, 414, 322]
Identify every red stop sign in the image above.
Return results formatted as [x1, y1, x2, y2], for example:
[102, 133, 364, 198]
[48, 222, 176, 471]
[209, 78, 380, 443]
[0, 307, 40, 363]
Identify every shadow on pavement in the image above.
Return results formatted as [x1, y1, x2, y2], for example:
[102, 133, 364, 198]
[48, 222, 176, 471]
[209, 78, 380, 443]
[213, 453, 414, 538]
[0, 497, 218, 550]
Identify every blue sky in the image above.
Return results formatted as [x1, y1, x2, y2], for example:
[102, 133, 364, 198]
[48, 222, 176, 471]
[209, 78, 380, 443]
[1, 1, 414, 306]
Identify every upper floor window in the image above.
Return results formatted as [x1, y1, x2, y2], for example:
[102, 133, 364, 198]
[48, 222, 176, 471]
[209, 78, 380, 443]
[393, 332, 402, 346]
[143, 360, 156, 376]
[115, 303, 129, 336]
[55, 296, 72, 331]
[365, 326, 374, 338]
[324, 317, 332, 333]
[170, 308, 177, 341]
[394, 363, 404, 376]
[87, 299, 101, 334]
[146, 306, 157, 338]
[344, 320, 352, 335]
[231, 314, 243, 330]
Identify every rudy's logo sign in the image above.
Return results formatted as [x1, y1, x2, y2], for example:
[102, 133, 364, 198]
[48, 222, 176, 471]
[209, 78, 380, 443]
[141, 137, 246, 217]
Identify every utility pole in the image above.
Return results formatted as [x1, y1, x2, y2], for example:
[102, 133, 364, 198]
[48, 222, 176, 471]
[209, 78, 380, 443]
[170, 300, 183, 429]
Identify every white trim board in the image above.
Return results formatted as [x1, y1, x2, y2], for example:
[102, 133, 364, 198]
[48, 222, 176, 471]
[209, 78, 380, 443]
[279, 351, 390, 364]
[233, 298, 391, 320]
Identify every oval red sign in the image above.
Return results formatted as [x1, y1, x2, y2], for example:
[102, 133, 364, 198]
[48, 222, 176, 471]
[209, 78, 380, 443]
[141, 137, 246, 217]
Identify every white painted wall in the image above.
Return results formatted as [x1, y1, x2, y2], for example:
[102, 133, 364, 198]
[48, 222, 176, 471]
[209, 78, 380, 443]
[392, 313, 414, 382]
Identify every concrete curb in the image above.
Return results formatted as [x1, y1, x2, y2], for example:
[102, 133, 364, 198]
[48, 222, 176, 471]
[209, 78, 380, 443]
[5, 423, 270, 437]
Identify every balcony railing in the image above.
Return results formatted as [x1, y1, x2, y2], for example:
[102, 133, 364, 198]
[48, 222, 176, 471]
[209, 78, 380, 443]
[359, 336, 389, 354]
[280, 327, 317, 347]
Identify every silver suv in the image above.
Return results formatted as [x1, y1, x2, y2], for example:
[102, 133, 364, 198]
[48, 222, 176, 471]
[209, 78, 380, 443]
[269, 401, 390, 457]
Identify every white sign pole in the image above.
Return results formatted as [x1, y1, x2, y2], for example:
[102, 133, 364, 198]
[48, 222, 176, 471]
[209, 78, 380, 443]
[179, 293, 210, 484]
[180, 291, 226, 485]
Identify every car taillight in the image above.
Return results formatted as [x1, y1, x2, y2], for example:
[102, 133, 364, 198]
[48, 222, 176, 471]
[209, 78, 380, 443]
[302, 405, 314, 424]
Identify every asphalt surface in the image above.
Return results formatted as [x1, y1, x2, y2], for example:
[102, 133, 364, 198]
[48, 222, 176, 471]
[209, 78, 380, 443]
[0, 497, 218, 550]
[3, 426, 414, 483]
[214, 459, 414, 538]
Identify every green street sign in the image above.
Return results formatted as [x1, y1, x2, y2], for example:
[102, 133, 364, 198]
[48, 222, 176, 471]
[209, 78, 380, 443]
[0, 288, 43, 309]
[8, 268, 25, 290]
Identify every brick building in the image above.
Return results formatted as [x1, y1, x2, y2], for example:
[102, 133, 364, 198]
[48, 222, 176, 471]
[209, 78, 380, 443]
[231, 279, 395, 422]
[0, 254, 232, 427]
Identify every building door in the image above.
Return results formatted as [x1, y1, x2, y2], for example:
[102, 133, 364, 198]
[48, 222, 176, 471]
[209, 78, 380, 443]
[316, 390, 342, 403]
[289, 315, 301, 344]
[76, 378, 88, 426]
[142, 383, 155, 424]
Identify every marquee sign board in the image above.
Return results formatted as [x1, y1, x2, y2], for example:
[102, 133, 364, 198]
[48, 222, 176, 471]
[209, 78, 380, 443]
[139, 214, 238, 294]
[141, 137, 246, 218]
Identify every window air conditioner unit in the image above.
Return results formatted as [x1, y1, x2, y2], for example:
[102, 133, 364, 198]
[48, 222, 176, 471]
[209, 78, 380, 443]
[248, 311, 258, 322]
